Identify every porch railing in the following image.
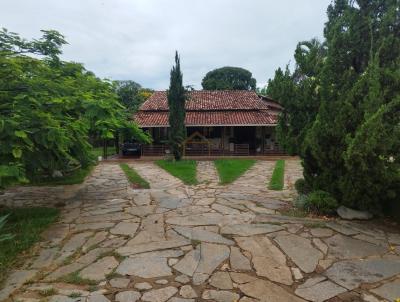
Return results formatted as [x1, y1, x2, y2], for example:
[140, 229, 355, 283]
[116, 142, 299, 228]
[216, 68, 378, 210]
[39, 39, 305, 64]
[140, 143, 286, 157]
[234, 144, 250, 155]
[142, 144, 166, 156]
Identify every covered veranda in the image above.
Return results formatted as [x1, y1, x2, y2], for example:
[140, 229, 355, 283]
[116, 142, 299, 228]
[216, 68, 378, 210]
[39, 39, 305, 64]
[141, 125, 284, 157]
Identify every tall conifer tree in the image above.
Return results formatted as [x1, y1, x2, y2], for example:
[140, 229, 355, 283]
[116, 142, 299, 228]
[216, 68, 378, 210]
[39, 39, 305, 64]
[167, 52, 186, 160]
[268, 0, 400, 215]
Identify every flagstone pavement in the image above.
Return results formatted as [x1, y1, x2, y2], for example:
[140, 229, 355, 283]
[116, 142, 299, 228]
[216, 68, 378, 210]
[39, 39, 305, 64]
[1, 159, 400, 302]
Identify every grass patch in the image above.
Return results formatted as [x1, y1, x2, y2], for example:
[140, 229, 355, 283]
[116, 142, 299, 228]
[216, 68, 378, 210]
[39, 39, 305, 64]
[0, 207, 60, 284]
[69, 292, 82, 298]
[303, 222, 327, 228]
[39, 288, 58, 297]
[29, 165, 94, 186]
[214, 159, 256, 184]
[268, 160, 285, 190]
[120, 163, 150, 189]
[155, 160, 198, 185]
[90, 146, 117, 158]
[280, 208, 308, 218]
[61, 272, 98, 286]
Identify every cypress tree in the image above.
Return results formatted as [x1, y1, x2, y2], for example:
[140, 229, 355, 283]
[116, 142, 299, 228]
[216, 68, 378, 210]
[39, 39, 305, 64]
[302, 0, 400, 214]
[167, 51, 186, 160]
[269, 0, 400, 215]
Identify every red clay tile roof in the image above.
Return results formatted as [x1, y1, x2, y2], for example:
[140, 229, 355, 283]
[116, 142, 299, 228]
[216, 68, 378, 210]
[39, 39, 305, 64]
[134, 90, 280, 127]
[140, 90, 270, 111]
[135, 111, 278, 127]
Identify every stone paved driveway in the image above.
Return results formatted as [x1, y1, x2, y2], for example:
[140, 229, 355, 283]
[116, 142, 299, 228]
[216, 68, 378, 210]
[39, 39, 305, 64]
[2, 160, 400, 302]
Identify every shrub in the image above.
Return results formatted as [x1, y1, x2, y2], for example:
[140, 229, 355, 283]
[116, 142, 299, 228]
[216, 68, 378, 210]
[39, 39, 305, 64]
[304, 190, 338, 215]
[294, 178, 311, 194]
[294, 194, 308, 209]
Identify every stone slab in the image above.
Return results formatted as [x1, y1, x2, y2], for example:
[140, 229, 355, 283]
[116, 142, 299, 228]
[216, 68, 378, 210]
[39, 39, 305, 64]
[370, 279, 400, 301]
[116, 239, 190, 256]
[295, 280, 347, 302]
[116, 257, 172, 278]
[109, 278, 130, 288]
[236, 236, 292, 285]
[0, 270, 37, 301]
[337, 206, 372, 220]
[173, 226, 234, 245]
[195, 243, 230, 275]
[173, 248, 201, 276]
[209, 272, 233, 290]
[221, 224, 284, 236]
[115, 291, 141, 302]
[239, 279, 306, 302]
[141, 286, 178, 302]
[79, 256, 119, 281]
[325, 258, 400, 290]
[31, 247, 58, 269]
[274, 234, 323, 273]
[324, 234, 386, 259]
[202, 290, 240, 302]
[229, 246, 251, 271]
[110, 222, 139, 237]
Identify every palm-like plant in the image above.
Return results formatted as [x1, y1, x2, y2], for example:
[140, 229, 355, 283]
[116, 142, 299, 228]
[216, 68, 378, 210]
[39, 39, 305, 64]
[0, 214, 14, 242]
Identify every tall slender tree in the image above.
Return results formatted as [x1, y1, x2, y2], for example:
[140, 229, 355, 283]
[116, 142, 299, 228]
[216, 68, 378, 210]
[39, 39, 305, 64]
[167, 52, 186, 160]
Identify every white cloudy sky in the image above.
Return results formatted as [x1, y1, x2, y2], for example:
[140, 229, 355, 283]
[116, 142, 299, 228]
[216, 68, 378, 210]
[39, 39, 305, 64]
[1, 0, 332, 89]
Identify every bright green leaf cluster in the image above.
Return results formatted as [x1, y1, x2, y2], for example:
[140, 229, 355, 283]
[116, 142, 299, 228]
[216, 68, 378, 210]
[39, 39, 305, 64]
[0, 29, 151, 188]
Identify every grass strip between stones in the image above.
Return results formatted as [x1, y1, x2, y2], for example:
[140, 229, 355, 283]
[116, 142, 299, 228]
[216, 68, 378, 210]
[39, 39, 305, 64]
[155, 160, 198, 185]
[0, 207, 60, 285]
[268, 159, 285, 190]
[120, 163, 150, 189]
[214, 159, 256, 184]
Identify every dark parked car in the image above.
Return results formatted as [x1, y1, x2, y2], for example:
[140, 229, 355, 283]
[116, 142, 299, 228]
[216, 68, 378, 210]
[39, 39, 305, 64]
[121, 141, 141, 156]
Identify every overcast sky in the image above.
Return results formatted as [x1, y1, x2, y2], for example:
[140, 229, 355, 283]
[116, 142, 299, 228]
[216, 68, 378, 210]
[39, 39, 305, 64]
[2, 0, 332, 89]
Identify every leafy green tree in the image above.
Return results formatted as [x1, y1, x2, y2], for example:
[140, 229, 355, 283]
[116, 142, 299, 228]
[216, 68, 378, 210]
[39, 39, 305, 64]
[266, 39, 325, 154]
[0, 29, 150, 188]
[201, 67, 256, 90]
[167, 52, 186, 160]
[114, 80, 142, 111]
[113, 80, 153, 112]
[266, 67, 297, 154]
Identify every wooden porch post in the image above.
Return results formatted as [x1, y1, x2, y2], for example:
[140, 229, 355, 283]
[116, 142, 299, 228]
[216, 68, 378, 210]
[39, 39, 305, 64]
[261, 126, 266, 154]
[221, 126, 225, 156]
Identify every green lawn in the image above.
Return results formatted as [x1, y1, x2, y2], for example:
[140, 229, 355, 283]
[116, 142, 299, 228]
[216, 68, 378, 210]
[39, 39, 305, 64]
[155, 160, 198, 185]
[120, 163, 150, 189]
[0, 207, 60, 284]
[268, 159, 285, 190]
[90, 146, 117, 158]
[29, 165, 94, 186]
[214, 159, 256, 184]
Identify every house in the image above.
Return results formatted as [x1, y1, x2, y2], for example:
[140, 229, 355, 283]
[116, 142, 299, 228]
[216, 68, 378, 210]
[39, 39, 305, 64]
[134, 90, 284, 156]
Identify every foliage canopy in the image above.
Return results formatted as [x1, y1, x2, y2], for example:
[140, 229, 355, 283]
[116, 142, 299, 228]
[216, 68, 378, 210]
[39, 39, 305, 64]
[267, 0, 400, 216]
[113, 80, 153, 113]
[201, 66, 256, 91]
[0, 29, 150, 188]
